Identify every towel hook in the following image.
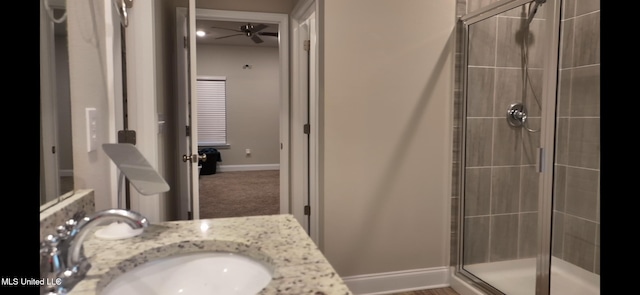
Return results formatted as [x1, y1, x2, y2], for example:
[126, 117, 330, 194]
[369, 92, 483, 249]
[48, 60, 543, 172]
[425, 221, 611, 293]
[113, 0, 133, 27]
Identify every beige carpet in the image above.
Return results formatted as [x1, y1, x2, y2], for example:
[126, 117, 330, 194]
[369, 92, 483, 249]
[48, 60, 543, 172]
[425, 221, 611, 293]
[198, 170, 279, 219]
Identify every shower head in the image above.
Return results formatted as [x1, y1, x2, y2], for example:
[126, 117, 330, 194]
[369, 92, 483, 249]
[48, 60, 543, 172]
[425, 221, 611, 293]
[527, 0, 544, 24]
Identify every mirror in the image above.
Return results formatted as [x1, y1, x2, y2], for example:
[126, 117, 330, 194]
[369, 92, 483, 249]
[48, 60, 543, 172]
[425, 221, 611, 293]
[40, 0, 74, 211]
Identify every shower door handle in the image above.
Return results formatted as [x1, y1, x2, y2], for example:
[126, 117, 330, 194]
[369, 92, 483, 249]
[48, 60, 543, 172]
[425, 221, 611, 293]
[537, 148, 545, 173]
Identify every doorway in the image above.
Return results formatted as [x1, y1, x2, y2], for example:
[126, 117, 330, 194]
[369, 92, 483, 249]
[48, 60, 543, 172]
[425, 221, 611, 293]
[176, 7, 291, 221]
[195, 19, 282, 219]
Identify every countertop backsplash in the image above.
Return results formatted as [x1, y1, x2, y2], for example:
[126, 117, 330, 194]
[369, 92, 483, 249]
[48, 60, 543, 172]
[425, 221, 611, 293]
[39, 189, 95, 241]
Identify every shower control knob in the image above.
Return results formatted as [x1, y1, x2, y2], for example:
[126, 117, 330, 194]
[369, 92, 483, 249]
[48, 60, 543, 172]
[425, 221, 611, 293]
[506, 103, 527, 127]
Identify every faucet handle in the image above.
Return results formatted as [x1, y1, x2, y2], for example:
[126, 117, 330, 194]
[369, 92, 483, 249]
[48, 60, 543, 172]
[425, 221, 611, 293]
[56, 225, 70, 239]
[65, 211, 86, 230]
[41, 234, 60, 249]
[40, 235, 64, 294]
[71, 210, 86, 222]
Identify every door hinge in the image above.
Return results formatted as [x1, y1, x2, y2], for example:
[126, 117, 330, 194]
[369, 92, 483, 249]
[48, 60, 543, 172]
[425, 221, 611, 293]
[303, 39, 310, 51]
[117, 130, 137, 145]
[185, 125, 191, 136]
[304, 205, 310, 215]
[303, 123, 310, 134]
[184, 36, 187, 48]
[51, 146, 56, 154]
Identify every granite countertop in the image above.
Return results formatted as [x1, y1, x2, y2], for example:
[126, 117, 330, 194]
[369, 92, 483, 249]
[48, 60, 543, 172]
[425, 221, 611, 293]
[69, 214, 352, 295]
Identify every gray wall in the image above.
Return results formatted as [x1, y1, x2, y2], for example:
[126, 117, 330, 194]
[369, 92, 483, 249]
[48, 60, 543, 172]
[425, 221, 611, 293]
[451, 0, 600, 275]
[196, 44, 280, 166]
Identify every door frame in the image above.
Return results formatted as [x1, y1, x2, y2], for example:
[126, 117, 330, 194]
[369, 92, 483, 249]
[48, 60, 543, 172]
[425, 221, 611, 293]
[176, 7, 192, 220]
[188, 8, 291, 217]
[291, 0, 320, 245]
[40, 0, 61, 203]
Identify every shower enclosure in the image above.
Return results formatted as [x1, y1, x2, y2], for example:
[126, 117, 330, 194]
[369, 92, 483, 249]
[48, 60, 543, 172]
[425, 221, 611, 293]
[452, 0, 600, 294]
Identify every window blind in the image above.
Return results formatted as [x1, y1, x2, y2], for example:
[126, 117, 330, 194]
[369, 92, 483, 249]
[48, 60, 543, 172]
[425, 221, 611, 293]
[196, 78, 227, 146]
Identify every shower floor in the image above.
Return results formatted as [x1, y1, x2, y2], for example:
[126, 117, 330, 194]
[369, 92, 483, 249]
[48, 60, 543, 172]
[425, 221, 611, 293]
[463, 257, 599, 295]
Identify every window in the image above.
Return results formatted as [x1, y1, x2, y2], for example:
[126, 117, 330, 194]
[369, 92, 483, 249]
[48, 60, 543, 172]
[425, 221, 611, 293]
[196, 77, 227, 146]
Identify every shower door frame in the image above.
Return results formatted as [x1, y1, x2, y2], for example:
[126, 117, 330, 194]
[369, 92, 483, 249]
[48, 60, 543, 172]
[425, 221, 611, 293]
[454, 0, 562, 294]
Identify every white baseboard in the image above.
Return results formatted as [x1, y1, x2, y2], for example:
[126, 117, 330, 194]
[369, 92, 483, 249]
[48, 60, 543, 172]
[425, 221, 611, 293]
[342, 267, 450, 295]
[218, 164, 280, 172]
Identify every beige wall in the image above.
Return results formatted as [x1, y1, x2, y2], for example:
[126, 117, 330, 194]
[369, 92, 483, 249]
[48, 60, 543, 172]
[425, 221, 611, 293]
[321, 0, 456, 276]
[66, 1, 113, 212]
[197, 44, 280, 166]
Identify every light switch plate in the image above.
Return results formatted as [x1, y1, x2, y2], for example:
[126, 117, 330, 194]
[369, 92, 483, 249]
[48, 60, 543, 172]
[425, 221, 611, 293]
[86, 108, 97, 152]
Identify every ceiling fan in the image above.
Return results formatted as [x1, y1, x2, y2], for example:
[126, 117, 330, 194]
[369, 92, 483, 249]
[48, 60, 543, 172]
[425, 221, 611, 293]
[211, 23, 278, 44]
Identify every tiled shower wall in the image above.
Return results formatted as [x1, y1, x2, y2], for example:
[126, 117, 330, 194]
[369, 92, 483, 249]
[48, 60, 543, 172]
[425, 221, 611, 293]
[450, 0, 600, 275]
[553, 0, 600, 274]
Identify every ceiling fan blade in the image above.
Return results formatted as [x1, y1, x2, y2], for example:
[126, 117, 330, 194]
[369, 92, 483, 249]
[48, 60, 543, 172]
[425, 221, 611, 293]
[251, 34, 264, 44]
[251, 23, 268, 32]
[210, 26, 242, 33]
[215, 33, 243, 40]
[258, 32, 278, 37]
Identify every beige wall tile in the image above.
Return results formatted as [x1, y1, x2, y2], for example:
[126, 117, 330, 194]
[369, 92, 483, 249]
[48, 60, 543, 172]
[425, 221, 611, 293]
[568, 118, 600, 169]
[464, 167, 492, 216]
[563, 214, 597, 272]
[491, 167, 521, 214]
[490, 214, 519, 261]
[570, 65, 600, 117]
[469, 18, 497, 67]
[466, 118, 494, 167]
[464, 216, 491, 264]
[565, 167, 599, 220]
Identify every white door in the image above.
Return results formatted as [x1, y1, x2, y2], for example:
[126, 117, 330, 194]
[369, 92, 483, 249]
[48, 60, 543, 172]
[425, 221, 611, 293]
[176, 1, 201, 220]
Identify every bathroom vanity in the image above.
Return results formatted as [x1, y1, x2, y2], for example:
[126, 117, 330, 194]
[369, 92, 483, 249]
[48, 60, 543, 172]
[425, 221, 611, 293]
[65, 214, 352, 295]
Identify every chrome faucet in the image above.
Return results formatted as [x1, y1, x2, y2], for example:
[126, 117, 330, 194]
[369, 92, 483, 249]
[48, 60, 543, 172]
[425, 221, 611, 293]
[40, 209, 149, 295]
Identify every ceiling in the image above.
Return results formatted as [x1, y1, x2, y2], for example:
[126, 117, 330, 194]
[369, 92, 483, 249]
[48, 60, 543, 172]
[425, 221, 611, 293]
[195, 20, 279, 48]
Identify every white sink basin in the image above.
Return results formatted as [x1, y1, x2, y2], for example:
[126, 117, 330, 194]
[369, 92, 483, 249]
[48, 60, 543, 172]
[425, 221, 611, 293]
[101, 252, 273, 295]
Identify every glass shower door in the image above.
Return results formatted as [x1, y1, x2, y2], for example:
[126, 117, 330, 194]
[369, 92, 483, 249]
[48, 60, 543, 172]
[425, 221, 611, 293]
[458, 1, 555, 294]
